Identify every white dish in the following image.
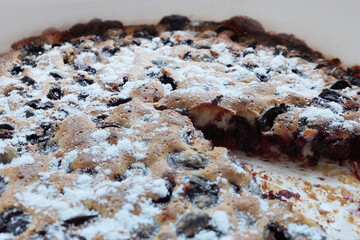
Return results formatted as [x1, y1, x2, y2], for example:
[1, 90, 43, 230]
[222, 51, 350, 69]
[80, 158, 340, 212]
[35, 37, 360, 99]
[0, 0, 359, 66]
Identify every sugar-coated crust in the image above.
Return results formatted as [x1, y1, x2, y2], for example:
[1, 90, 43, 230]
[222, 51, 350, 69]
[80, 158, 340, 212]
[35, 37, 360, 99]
[0, 15, 351, 239]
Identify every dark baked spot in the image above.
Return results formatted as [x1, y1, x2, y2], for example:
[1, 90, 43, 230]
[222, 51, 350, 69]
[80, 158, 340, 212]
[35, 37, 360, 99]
[25, 99, 54, 110]
[20, 76, 36, 86]
[63, 215, 97, 227]
[133, 25, 158, 39]
[167, 152, 209, 170]
[319, 89, 345, 103]
[47, 87, 64, 100]
[211, 95, 223, 105]
[264, 222, 291, 240]
[176, 213, 210, 238]
[221, 16, 265, 35]
[184, 175, 219, 209]
[330, 80, 351, 90]
[0, 208, 31, 236]
[159, 74, 177, 90]
[9, 65, 24, 76]
[259, 104, 288, 131]
[107, 97, 132, 107]
[0, 124, 15, 139]
[159, 15, 190, 31]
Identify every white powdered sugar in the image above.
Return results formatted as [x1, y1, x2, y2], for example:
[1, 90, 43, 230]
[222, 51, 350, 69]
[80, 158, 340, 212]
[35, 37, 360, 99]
[210, 211, 231, 233]
[288, 223, 332, 240]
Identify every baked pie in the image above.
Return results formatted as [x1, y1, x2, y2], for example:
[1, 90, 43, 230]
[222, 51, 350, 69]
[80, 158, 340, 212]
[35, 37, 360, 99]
[1, 14, 358, 239]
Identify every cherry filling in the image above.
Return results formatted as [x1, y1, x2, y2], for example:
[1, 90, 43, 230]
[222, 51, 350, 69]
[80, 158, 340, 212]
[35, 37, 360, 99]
[0, 208, 30, 236]
[189, 104, 360, 164]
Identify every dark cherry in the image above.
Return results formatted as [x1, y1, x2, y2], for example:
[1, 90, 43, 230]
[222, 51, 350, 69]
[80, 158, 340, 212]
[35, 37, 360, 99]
[180, 39, 194, 46]
[167, 152, 209, 170]
[80, 168, 98, 176]
[0, 208, 30, 236]
[0, 176, 7, 196]
[25, 100, 54, 110]
[256, 73, 270, 82]
[0, 124, 14, 131]
[78, 92, 89, 101]
[9, 65, 24, 76]
[319, 89, 345, 103]
[349, 75, 360, 87]
[183, 51, 192, 60]
[107, 97, 132, 107]
[73, 65, 97, 75]
[40, 122, 52, 132]
[49, 72, 63, 80]
[264, 222, 291, 240]
[259, 104, 288, 131]
[176, 213, 210, 238]
[153, 180, 174, 205]
[20, 76, 36, 86]
[199, 124, 226, 143]
[184, 175, 219, 208]
[0, 124, 14, 139]
[230, 184, 241, 194]
[133, 25, 158, 39]
[102, 46, 120, 56]
[22, 41, 45, 56]
[159, 15, 190, 31]
[113, 173, 126, 182]
[47, 87, 63, 100]
[133, 224, 158, 239]
[96, 122, 122, 129]
[25, 110, 35, 118]
[262, 190, 300, 201]
[161, 37, 176, 47]
[75, 75, 94, 86]
[330, 80, 351, 90]
[63, 215, 97, 227]
[26, 134, 49, 144]
[159, 74, 177, 91]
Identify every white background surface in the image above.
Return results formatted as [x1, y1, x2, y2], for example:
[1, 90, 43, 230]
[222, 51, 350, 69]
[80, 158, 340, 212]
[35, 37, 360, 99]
[0, 0, 359, 66]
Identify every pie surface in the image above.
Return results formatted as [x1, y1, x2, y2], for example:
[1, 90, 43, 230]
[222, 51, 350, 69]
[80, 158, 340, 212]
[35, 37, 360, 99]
[0, 15, 359, 239]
